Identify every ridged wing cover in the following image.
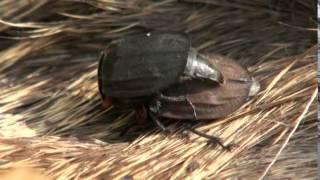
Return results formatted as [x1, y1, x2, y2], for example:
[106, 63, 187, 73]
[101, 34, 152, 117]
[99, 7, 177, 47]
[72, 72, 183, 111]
[98, 32, 190, 98]
[158, 54, 254, 120]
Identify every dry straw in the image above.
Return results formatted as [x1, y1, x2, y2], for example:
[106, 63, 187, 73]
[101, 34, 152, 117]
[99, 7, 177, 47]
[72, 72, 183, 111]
[0, 0, 317, 179]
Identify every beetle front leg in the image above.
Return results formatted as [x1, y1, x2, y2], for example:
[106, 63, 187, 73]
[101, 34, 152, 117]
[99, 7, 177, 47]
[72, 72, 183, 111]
[148, 110, 190, 140]
[148, 111, 167, 132]
[148, 100, 170, 133]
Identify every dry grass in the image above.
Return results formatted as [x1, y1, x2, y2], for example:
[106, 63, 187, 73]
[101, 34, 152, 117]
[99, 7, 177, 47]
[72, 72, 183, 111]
[0, 0, 317, 179]
[0, 167, 51, 180]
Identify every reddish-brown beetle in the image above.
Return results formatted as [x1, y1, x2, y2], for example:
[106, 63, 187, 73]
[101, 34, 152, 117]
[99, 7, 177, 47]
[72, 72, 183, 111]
[149, 54, 260, 119]
[148, 54, 260, 150]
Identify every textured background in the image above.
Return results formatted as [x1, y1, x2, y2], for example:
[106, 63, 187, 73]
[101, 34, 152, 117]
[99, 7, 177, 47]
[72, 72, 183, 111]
[0, 0, 317, 179]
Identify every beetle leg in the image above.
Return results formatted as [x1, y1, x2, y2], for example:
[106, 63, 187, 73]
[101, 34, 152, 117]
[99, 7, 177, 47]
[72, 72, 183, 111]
[185, 98, 198, 121]
[187, 127, 233, 151]
[160, 94, 231, 151]
[148, 99, 172, 133]
[148, 111, 167, 131]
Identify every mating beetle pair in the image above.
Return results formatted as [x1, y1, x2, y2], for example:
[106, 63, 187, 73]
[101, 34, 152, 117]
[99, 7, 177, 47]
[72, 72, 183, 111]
[97, 32, 260, 150]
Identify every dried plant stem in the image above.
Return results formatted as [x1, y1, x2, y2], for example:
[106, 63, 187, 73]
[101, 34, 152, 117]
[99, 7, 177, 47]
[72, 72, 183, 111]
[259, 88, 317, 180]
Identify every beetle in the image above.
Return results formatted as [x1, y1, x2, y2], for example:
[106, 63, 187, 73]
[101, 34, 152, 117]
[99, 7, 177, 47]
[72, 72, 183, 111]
[97, 33, 260, 150]
[97, 32, 223, 108]
[147, 54, 260, 150]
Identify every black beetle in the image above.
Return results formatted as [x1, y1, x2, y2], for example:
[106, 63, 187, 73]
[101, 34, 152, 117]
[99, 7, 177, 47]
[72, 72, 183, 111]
[147, 54, 260, 150]
[97, 32, 223, 107]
